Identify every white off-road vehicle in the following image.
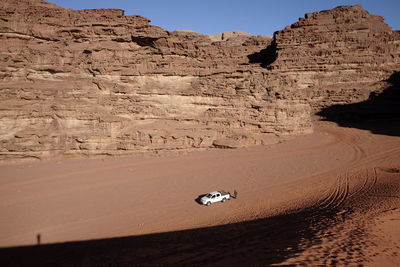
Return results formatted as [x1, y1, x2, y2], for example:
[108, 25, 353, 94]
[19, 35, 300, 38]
[200, 191, 231, 206]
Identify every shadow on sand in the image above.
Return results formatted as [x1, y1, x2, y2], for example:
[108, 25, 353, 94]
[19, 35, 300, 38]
[194, 194, 206, 205]
[317, 72, 400, 137]
[0, 206, 345, 267]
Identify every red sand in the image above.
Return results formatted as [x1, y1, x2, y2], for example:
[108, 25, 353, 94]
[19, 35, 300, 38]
[0, 122, 399, 265]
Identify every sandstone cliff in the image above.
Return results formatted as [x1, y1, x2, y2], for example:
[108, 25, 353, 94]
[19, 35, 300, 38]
[0, 1, 398, 161]
[265, 5, 400, 110]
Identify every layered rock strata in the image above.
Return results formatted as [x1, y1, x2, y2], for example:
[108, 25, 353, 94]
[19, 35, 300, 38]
[0, 1, 399, 161]
[265, 5, 400, 111]
[0, 0, 311, 160]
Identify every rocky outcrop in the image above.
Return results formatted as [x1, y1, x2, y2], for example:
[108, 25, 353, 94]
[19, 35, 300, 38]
[0, 0, 310, 160]
[264, 5, 400, 110]
[209, 31, 253, 45]
[0, 2, 398, 161]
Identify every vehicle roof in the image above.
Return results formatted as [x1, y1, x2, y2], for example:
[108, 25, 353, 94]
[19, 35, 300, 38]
[209, 191, 220, 195]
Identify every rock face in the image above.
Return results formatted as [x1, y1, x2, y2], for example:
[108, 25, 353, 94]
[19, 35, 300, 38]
[0, 1, 398, 161]
[209, 31, 253, 43]
[265, 5, 400, 111]
[0, 0, 310, 160]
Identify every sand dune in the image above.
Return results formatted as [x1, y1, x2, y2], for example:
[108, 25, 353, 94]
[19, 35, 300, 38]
[0, 122, 399, 266]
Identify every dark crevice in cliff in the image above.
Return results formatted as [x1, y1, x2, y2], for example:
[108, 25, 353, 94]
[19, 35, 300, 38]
[131, 36, 159, 47]
[247, 40, 277, 68]
[317, 72, 400, 136]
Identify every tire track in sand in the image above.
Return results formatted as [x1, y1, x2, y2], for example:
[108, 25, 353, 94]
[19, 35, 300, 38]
[317, 175, 349, 210]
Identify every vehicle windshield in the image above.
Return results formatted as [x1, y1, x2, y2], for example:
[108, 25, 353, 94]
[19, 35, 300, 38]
[206, 194, 213, 198]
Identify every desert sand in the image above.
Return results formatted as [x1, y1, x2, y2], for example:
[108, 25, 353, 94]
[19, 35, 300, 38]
[1, 1, 399, 266]
[0, 121, 399, 266]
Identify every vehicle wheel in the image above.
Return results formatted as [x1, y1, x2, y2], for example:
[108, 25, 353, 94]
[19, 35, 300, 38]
[221, 198, 226, 203]
[206, 202, 211, 206]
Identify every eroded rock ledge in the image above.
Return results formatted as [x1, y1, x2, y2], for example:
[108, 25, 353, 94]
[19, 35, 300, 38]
[0, 1, 398, 160]
[266, 5, 400, 111]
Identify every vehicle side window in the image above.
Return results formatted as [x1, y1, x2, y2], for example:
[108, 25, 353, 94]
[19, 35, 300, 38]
[212, 195, 215, 198]
[217, 194, 220, 197]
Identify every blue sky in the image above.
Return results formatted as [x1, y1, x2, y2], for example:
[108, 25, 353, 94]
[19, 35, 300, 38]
[49, 0, 399, 36]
